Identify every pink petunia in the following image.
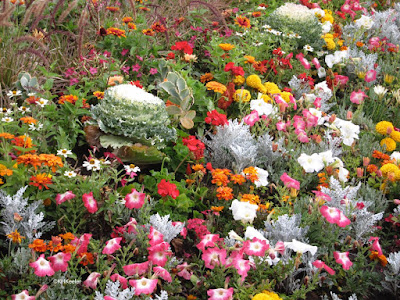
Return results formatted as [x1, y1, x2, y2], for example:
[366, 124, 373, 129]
[102, 237, 123, 255]
[196, 234, 221, 252]
[280, 173, 300, 190]
[55, 191, 76, 205]
[83, 272, 101, 289]
[148, 226, 164, 246]
[202, 247, 227, 269]
[312, 190, 331, 202]
[48, 252, 71, 272]
[153, 266, 172, 282]
[123, 261, 149, 276]
[207, 287, 234, 300]
[124, 189, 146, 209]
[369, 237, 383, 256]
[365, 69, 377, 83]
[334, 251, 353, 270]
[320, 206, 340, 224]
[110, 273, 128, 289]
[312, 259, 336, 275]
[233, 258, 252, 281]
[336, 211, 351, 228]
[29, 254, 55, 277]
[129, 277, 158, 296]
[82, 192, 98, 214]
[177, 262, 193, 280]
[148, 242, 172, 267]
[312, 57, 321, 69]
[71, 233, 92, 254]
[243, 110, 259, 127]
[243, 237, 269, 257]
[11, 290, 35, 300]
[296, 53, 311, 69]
[350, 89, 368, 104]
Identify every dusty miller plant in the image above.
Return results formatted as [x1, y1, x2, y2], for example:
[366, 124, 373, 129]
[149, 213, 184, 243]
[0, 186, 55, 242]
[94, 281, 136, 300]
[264, 214, 309, 244]
[382, 251, 400, 296]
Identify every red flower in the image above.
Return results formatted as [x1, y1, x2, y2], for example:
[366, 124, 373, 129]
[224, 62, 244, 76]
[182, 136, 205, 160]
[166, 52, 175, 60]
[171, 41, 193, 54]
[205, 110, 228, 126]
[157, 179, 179, 199]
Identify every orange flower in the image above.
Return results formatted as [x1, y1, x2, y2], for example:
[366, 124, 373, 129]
[200, 73, 214, 83]
[219, 43, 235, 51]
[356, 41, 364, 47]
[211, 206, 224, 215]
[192, 164, 206, 173]
[252, 11, 262, 17]
[47, 241, 63, 252]
[373, 150, 390, 160]
[108, 75, 124, 86]
[206, 81, 227, 94]
[58, 94, 90, 108]
[151, 21, 167, 33]
[211, 168, 231, 186]
[11, 135, 35, 154]
[17, 154, 42, 169]
[216, 186, 233, 201]
[241, 193, 260, 205]
[258, 203, 270, 211]
[29, 173, 52, 190]
[235, 16, 251, 28]
[242, 166, 258, 183]
[244, 55, 256, 64]
[142, 28, 155, 36]
[6, 229, 25, 244]
[367, 164, 378, 174]
[78, 252, 94, 266]
[122, 17, 133, 23]
[0, 164, 13, 176]
[369, 251, 388, 267]
[139, 7, 150, 12]
[106, 6, 119, 12]
[63, 244, 77, 253]
[106, 27, 126, 38]
[0, 132, 15, 139]
[20, 116, 37, 124]
[93, 91, 104, 100]
[59, 232, 76, 241]
[25, 95, 40, 104]
[39, 154, 63, 172]
[127, 22, 137, 30]
[29, 239, 47, 252]
[230, 174, 246, 185]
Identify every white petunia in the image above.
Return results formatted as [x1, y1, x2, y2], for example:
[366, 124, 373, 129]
[244, 226, 268, 241]
[230, 200, 258, 224]
[373, 85, 388, 97]
[254, 167, 269, 187]
[319, 150, 334, 165]
[297, 153, 324, 173]
[284, 239, 318, 255]
[337, 167, 349, 182]
[228, 230, 244, 242]
[355, 15, 374, 29]
[390, 151, 400, 163]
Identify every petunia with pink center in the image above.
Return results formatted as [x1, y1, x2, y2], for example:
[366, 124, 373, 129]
[243, 237, 269, 257]
[197, 234, 221, 251]
[207, 287, 234, 300]
[280, 173, 300, 190]
[320, 206, 340, 224]
[129, 277, 158, 296]
[153, 266, 172, 283]
[82, 192, 98, 214]
[334, 251, 353, 270]
[11, 290, 35, 300]
[124, 189, 146, 209]
[110, 273, 128, 289]
[202, 247, 227, 269]
[177, 262, 193, 280]
[55, 191, 76, 205]
[123, 261, 149, 276]
[365, 69, 377, 83]
[48, 252, 71, 272]
[83, 272, 101, 289]
[312, 259, 336, 275]
[102, 237, 123, 255]
[148, 242, 172, 267]
[148, 226, 164, 246]
[29, 254, 55, 277]
[350, 89, 368, 104]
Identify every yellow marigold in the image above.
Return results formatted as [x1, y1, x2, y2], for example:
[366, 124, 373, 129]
[380, 163, 399, 176]
[390, 130, 400, 142]
[243, 166, 258, 182]
[381, 137, 396, 152]
[233, 89, 251, 102]
[6, 229, 25, 244]
[252, 290, 283, 300]
[384, 74, 395, 84]
[280, 91, 292, 103]
[219, 43, 235, 51]
[216, 186, 234, 201]
[233, 75, 245, 86]
[321, 11, 334, 24]
[325, 38, 336, 50]
[241, 194, 260, 205]
[263, 82, 280, 94]
[246, 74, 262, 89]
[259, 94, 272, 103]
[206, 81, 227, 94]
[376, 121, 394, 135]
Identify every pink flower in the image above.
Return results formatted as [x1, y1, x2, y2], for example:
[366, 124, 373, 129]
[102, 237, 123, 255]
[225, 249, 244, 268]
[243, 237, 269, 256]
[123, 261, 150, 276]
[337, 210, 351, 228]
[148, 226, 164, 245]
[55, 191, 76, 205]
[11, 290, 35, 300]
[132, 64, 141, 72]
[312, 57, 321, 69]
[121, 49, 129, 56]
[312, 260, 336, 275]
[276, 121, 288, 132]
[173, 221, 187, 238]
[202, 247, 227, 269]
[280, 173, 300, 190]
[313, 97, 322, 108]
[296, 53, 311, 69]
[234, 258, 252, 281]
[148, 242, 172, 267]
[121, 65, 130, 74]
[129, 277, 158, 296]
[350, 89, 368, 104]
[296, 129, 310, 143]
[369, 237, 383, 256]
[312, 190, 331, 202]
[104, 297, 117, 300]
[149, 68, 158, 75]
[335, 75, 348, 86]
[320, 206, 340, 224]
[83, 272, 101, 289]
[334, 251, 353, 270]
[110, 273, 128, 289]
[207, 287, 234, 300]
[269, 241, 285, 259]
[125, 189, 146, 209]
[177, 262, 193, 280]
[197, 234, 221, 251]
[153, 266, 172, 282]
[82, 192, 98, 214]
[71, 233, 92, 254]
[365, 69, 377, 83]
[89, 67, 98, 75]
[48, 252, 71, 272]
[243, 110, 260, 127]
[29, 254, 55, 277]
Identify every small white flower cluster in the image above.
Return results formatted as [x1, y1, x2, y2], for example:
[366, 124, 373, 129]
[262, 25, 302, 39]
[274, 3, 316, 21]
[325, 49, 349, 68]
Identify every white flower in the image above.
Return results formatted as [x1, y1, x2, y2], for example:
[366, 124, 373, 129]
[297, 153, 324, 173]
[321, 21, 332, 34]
[124, 164, 140, 173]
[57, 149, 72, 158]
[108, 84, 164, 106]
[317, 67, 326, 78]
[355, 15, 374, 30]
[64, 170, 77, 178]
[262, 24, 272, 30]
[18, 106, 30, 114]
[390, 151, 400, 163]
[2, 117, 14, 122]
[1, 107, 12, 115]
[284, 239, 318, 255]
[244, 226, 268, 241]
[257, 6, 266, 10]
[253, 42, 264, 46]
[230, 200, 258, 224]
[303, 44, 314, 52]
[254, 167, 269, 187]
[228, 230, 244, 241]
[274, 3, 315, 21]
[335, 119, 360, 146]
[36, 98, 49, 107]
[319, 150, 334, 165]
[28, 123, 43, 131]
[6, 90, 22, 98]
[250, 99, 274, 116]
[337, 167, 349, 182]
[311, 8, 325, 18]
[82, 158, 101, 171]
[373, 85, 388, 97]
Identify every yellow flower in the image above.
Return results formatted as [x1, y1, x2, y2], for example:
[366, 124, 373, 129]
[206, 81, 227, 94]
[376, 121, 394, 135]
[233, 75, 245, 85]
[384, 74, 395, 84]
[380, 163, 399, 176]
[321, 10, 334, 23]
[390, 131, 400, 142]
[263, 82, 281, 94]
[219, 43, 235, 51]
[6, 229, 25, 244]
[325, 38, 336, 50]
[246, 74, 262, 89]
[380, 137, 397, 152]
[357, 71, 366, 79]
[259, 94, 272, 103]
[233, 89, 251, 102]
[252, 291, 283, 300]
[280, 91, 292, 103]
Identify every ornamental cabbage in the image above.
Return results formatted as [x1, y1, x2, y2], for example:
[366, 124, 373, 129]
[91, 84, 176, 149]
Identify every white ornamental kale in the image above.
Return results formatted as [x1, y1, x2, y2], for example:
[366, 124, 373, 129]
[94, 281, 135, 300]
[149, 213, 184, 243]
[0, 186, 55, 241]
[264, 214, 309, 244]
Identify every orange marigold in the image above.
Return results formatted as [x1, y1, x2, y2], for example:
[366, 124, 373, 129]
[369, 251, 388, 267]
[372, 150, 391, 160]
[78, 252, 94, 266]
[11, 135, 35, 154]
[0, 132, 15, 139]
[106, 6, 119, 12]
[127, 22, 137, 30]
[106, 27, 126, 38]
[39, 154, 63, 172]
[219, 43, 235, 51]
[242, 166, 258, 183]
[200, 73, 214, 83]
[235, 16, 251, 28]
[93, 91, 104, 100]
[20, 116, 37, 124]
[58, 94, 90, 108]
[192, 164, 206, 173]
[29, 173, 52, 190]
[0, 164, 13, 176]
[367, 164, 379, 174]
[244, 55, 256, 64]
[241, 193, 260, 205]
[216, 186, 234, 201]
[252, 11, 262, 17]
[59, 232, 76, 241]
[17, 154, 42, 169]
[211, 168, 231, 186]
[63, 244, 77, 253]
[47, 241, 63, 252]
[230, 174, 246, 185]
[29, 239, 47, 252]
[206, 81, 227, 94]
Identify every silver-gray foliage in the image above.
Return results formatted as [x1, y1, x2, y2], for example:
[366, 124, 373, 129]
[0, 186, 55, 242]
[149, 213, 184, 243]
[264, 214, 309, 244]
[94, 281, 136, 300]
[382, 251, 400, 296]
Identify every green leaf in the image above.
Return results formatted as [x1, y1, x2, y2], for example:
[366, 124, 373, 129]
[165, 105, 182, 115]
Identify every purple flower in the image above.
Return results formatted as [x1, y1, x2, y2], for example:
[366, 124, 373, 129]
[121, 65, 130, 74]
[149, 68, 158, 75]
[69, 78, 79, 85]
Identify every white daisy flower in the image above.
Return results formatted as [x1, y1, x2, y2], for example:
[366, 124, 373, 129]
[303, 44, 314, 52]
[82, 158, 101, 171]
[2, 116, 14, 122]
[64, 170, 77, 178]
[57, 149, 72, 158]
[1, 107, 12, 115]
[18, 106, 30, 114]
[6, 90, 22, 98]
[36, 98, 49, 107]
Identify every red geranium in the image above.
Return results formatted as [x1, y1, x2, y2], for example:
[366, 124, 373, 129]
[157, 179, 179, 199]
[205, 110, 228, 126]
[171, 41, 193, 54]
[182, 136, 205, 160]
[224, 62, 244, 76]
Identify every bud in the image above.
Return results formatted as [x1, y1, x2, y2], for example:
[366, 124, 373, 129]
[363, 157, 370, 167]
[326, 166, 334, 176]
[272, 143, 278, 152]
[329, 114, 336, 123]
[35, 284, 49, 298]
[356, 167, 363, 178]
[346, 111, 353, 120]
[304, 275, 309, 287]
[394, 199, 400, 205]
[345, 236, 352, 244]
[376, 170, 383, 177]
[14, 213, 23, 222]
